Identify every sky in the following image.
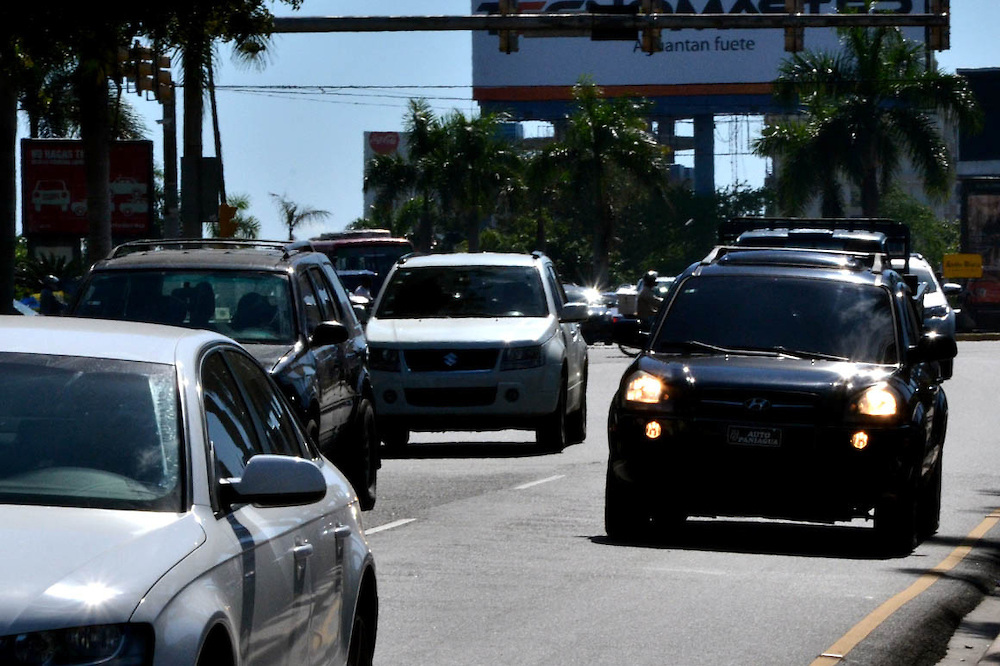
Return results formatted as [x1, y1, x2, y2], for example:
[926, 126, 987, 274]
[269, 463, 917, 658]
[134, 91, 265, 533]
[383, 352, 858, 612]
[17, 1, 1000, 242]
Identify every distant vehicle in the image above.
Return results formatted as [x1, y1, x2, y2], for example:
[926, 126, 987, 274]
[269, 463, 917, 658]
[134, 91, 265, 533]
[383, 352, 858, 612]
[366, 252, 590, 452]
[66, 239, 380, 510]
[564, 284, 614, 344]
[891, 254, 961, 379]
[311, 230, 414, 295]
[0, 316, 377, 665]
[31, 179, 71, 212]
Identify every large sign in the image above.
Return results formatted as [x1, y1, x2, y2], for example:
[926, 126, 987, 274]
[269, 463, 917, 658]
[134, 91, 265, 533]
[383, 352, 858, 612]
[21, 139, 154, 237]
[472, 0, 922, 118]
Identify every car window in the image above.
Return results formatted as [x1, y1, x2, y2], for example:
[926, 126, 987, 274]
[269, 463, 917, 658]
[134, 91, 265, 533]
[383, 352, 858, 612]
[544, 265, 565, 310]
[203, 351, 263, 479]
[223, 350, 305, 458]
[308, 266, 342, 322]
[653, 275, 898, 364]
[323, 264, 362, 331]
[74, 270, 296, 344]
[377, 266, 547, 318]
[0, 353, 182, 512]
[296, 271, 324, 335]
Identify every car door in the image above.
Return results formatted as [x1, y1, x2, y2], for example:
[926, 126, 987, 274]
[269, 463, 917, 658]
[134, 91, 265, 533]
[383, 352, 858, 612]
[296, 270, 339, 446]
[202, 348, 320, 665]
[544, 264, 587, 403]
[306, 266, 356, 439]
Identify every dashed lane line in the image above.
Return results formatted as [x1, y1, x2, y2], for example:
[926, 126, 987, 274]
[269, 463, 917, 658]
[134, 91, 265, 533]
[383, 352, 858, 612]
[514, 475, 566, 490]
[366, 518, 416, 535]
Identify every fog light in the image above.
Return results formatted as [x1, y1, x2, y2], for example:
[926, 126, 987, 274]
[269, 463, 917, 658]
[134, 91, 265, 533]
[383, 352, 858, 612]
[645, 421, 662, 439]
[505, 388, 519, 402]
[851, 431, 869, 450]
[383, 390, 397, 404]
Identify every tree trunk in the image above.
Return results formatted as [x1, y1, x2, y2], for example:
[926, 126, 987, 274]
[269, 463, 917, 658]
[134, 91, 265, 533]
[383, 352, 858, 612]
[78, 68, 112, 266]
[466, 210, 480, 253]
[181, 39, 205, 238]
[208, 61, 225, 205]
[0, 73, 17, 314]
[417, 192, 432, 253]
[860, 168, 880, 218]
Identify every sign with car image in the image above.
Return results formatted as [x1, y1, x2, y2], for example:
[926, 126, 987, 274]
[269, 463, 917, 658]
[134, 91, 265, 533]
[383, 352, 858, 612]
[21, 138, 153, 236]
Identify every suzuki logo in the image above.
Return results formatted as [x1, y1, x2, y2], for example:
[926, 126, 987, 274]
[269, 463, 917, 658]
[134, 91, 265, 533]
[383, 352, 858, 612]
[744, 398, 771, 413]
[443, 353, 459, 367]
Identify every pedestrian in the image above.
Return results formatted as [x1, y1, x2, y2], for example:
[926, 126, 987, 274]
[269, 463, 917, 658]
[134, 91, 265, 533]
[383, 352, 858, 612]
[636, 270, 662, 325]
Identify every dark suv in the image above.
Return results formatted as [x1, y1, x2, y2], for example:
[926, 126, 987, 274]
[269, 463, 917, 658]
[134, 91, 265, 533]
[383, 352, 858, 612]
[66, 239, 379, 509]
[606, 246, 956, 554]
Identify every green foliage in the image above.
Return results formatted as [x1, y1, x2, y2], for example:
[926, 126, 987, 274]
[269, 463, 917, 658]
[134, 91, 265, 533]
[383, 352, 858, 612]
[878, 189, 959, 269]
[14, 239, 85, 299]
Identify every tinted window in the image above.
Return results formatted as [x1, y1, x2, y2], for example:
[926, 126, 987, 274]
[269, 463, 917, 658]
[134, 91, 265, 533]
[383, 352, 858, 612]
[653, 275, 898, 364]
[224, 351, 304, 458]
[377, 266, 547, 318]
[203, 352, 262, 479]
[0, 353, 181, 511]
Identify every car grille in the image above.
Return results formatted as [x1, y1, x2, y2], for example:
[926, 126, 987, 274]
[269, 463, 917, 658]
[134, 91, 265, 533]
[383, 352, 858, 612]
[696, 389, 822, 425]
[404, 349, 499, 372]
[404, 387, 497, 407]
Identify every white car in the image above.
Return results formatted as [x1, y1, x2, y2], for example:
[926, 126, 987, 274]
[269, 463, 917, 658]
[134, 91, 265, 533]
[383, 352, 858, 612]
[366, 252, 589, 452]
[0, 316, 377, 665]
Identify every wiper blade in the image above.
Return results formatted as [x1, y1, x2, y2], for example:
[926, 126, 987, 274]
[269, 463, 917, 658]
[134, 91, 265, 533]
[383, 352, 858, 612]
[654, 340, 738, 354]
[768, 346, 850, 362]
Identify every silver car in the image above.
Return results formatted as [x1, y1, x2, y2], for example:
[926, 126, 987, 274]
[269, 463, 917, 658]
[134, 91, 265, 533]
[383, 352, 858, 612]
[0, 316, 377, 665]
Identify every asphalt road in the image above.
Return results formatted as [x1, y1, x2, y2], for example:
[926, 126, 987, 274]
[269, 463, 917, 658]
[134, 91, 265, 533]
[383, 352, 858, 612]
[364, 342, 1000, 666]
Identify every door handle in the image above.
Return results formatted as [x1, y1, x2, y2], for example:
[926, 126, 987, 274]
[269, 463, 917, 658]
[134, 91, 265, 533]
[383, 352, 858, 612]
[293, 542, 314, 561]
[333, 524, 352, 540]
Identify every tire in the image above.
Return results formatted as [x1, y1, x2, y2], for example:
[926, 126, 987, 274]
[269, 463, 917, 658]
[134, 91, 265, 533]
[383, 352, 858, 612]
[536, 380, 568, 453]
[918, 457, 943, 539]
[346, 584, 378, 666]
[381, 424, 409, 453]
[566, 373, 588, 445]
[618, 343, 641, 358]
[351, 399, 378, 511]
[875, 472, 919, 555]
[605, 464, 651, 542]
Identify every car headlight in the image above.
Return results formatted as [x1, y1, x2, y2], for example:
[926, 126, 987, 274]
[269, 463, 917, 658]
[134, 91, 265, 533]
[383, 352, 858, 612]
[625, 371, 666, 404]
[368, 347, 400, 372]
[501, 345, 544, 370]
[852, 384, 898, 417]
[0, 623, 152, 665]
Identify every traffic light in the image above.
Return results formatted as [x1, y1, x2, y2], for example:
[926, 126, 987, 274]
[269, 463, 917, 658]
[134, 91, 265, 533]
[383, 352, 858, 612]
[498, 0, 518, 54]
[784, 0, 804, 52]
[640, 0, 663, 54]
[129, 45, 155, 95]
[927, 0, 950, 51]
[155, 54, 173, 102]
[218, 204, 238, 238]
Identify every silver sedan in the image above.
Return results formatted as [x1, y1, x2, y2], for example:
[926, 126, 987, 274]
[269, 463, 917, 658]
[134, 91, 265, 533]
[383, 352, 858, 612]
[0, 316, 377, 665]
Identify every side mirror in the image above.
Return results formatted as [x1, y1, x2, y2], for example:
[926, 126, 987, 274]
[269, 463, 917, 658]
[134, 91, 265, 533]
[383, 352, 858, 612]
[220, 454, 326, 508]
[310, 320, 349, 347]
[942, 282, 962, 297]
[559, 302, 590, 323]
[353, 303, 370, 326]
[912, 333, 957, 364]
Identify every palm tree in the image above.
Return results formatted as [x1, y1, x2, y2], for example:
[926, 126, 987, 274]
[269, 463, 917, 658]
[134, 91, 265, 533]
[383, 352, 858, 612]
[270, 193, 331, 241]
[204, 193, 260, 239]
[754, 19, 981, 217]
[547, 79, 668, 287]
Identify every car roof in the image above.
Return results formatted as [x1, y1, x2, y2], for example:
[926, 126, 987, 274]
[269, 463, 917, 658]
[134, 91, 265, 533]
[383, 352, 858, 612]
[394, 252, 545, 269]
[0, 315, 224, 364]
[91, 239, 326, 273]
[691, 247, 900, 289]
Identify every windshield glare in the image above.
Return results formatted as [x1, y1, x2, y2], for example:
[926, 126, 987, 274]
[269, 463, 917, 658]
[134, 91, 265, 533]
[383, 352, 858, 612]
[0, 353, 182, 511]
[653, 276, 898, 364]
[76, 270, 295, 344]
[377, 266, 548, 318]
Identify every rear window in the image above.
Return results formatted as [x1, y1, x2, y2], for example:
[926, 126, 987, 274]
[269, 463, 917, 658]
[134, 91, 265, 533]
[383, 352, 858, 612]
[377, 266, 548, 319]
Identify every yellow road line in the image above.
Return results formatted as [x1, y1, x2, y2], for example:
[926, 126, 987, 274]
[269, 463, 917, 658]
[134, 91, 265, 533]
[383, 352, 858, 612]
[811, 510, 1000, 666]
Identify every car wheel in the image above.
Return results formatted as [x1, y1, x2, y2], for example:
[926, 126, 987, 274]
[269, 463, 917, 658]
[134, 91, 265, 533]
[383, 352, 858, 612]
[536, 380, 567, 453]
[351, 399, 378, 511]
[918, 457, 943, 539]
[304, 418, 320, 447]
[381, 425, 409, 453]
[875, 471, 919, 555]
[605, 464, 651, 542]
[346, 584, 378, 666]
[566, 373, 587, 445]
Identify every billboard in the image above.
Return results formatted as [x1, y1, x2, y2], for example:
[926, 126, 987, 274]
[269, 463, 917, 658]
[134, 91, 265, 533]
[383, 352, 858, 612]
[21, 139, 154, 237]
[362, 131, 410, 218]
[472, 0, 923, 118]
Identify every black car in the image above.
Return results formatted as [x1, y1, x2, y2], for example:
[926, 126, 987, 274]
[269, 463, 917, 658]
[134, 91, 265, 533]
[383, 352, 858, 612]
[606, 246, 956, 554]
[66, 239, 380, 509]
[564, 284, 615, 344]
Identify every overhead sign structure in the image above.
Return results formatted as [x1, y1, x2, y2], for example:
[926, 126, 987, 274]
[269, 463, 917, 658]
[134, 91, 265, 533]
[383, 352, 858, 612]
[471, 0, 925, 118]
[21, 139, 154, 237]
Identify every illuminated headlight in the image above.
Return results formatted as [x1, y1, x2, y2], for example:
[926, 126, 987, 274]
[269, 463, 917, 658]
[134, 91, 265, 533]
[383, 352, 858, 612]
[0, 624, 152, 665]
[625, 371, 666, 404]
[853, 384, 898, 417]
[501, 345, 543, 370]
[369, 347, 400, 372]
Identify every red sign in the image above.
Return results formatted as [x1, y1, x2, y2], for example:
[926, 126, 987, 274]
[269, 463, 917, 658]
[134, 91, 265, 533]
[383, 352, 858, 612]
[368, 132, 400, 155]
[21, 139, 154, 237]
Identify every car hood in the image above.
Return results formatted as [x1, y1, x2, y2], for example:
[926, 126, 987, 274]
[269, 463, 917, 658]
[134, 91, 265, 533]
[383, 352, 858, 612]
[367, 317, 556, 346]
[0, 506, 205, 634]
[634, 352, 894, 396]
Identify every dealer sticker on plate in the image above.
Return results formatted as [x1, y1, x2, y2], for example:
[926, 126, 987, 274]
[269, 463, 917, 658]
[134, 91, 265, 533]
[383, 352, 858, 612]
[727, 425, 782, 447]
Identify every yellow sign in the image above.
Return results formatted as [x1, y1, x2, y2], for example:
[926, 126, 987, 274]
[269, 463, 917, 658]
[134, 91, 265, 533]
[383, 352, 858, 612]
[942, 253, 983, 279]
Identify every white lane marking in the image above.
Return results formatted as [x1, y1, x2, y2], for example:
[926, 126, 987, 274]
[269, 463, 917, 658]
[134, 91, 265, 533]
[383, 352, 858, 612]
[514, 474, 565, 490]
[366, 518, 416, 535]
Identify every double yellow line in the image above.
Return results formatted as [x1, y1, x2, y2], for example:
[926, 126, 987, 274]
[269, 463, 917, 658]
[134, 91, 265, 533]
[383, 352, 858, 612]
[812, 510, 1000, 665]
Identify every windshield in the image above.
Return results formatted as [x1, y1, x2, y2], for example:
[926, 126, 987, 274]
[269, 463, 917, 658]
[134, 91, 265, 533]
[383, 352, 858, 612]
[377, 266, 548, 318]
[74, 270, 296, 344]
[652, 275, 898, 364]
[0, 353, 182, 511]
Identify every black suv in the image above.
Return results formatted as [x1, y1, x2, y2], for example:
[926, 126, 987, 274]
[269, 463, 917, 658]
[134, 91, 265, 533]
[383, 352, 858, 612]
[67, 239, 379, 509]
[606, 245, 957, 554]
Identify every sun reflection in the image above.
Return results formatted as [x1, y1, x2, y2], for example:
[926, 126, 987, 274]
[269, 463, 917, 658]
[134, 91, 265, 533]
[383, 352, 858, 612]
[46, 581, 121, 606]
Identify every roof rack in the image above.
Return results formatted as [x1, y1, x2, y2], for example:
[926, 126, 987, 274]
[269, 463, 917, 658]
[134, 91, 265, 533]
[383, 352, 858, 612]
[702, 245, 887, 273]
[108, 238, 315, 261]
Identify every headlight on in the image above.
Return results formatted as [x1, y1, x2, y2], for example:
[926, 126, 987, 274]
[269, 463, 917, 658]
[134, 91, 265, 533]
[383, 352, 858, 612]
[853, 384, 898, 417]
[501, 345, 543, 370]
[0, 623, 152, 665]
[625, 371, 666, 404]
[368, 347, 400, 372]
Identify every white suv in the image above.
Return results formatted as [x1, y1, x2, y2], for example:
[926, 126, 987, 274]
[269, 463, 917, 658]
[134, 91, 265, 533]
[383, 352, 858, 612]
[366, 252, 589, 452]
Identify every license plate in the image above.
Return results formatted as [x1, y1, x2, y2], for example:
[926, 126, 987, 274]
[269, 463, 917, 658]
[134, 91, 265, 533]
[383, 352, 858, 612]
[727, 425, 782, 447]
